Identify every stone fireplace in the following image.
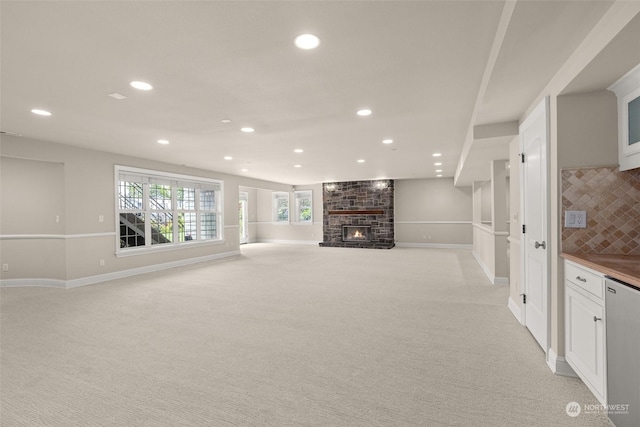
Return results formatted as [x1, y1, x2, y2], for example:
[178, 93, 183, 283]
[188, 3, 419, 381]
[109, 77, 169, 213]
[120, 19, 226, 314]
[319, 180, 394, 249]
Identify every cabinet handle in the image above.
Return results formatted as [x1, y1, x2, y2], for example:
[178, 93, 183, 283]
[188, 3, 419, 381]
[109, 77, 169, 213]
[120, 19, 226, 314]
[576, 276, 587, 282]
[593, 316, 602, 322]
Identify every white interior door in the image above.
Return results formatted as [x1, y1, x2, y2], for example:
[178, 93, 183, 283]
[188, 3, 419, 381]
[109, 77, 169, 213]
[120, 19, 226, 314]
[520, 98, 550, 352]
[239, 192, 248, 244]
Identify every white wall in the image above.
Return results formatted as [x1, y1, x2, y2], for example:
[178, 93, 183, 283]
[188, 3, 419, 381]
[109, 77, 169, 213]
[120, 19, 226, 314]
[480, 180, 492, 225]
[471, 160, 509, 285]
[254, 185, 323, 244]
[507, 136, 523, 323]
[394, 178, 472, 248]
[0, 136, 293, 287]
[1, 157, 67, 280]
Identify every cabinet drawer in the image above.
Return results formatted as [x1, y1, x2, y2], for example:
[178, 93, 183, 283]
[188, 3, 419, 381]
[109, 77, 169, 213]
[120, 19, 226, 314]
[565, 261, 604, 300]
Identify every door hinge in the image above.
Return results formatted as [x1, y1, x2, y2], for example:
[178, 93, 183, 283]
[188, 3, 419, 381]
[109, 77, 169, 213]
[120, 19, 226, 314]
[522, 224, 526, 234]
[520, 153, 525, 163]
[520, 293, 526, 304]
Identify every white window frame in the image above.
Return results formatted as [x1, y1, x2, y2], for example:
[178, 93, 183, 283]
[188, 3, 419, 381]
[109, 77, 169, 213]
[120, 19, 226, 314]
[272, 191, 290, 223]
[115, 165, 224, 256]
[293, 190, 313, 224]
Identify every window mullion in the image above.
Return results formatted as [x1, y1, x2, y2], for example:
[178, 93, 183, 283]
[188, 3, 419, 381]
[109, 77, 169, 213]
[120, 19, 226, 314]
[172, 184, 178, 244]
[195, 189, 201, 240]
[144, 182, 151, 247]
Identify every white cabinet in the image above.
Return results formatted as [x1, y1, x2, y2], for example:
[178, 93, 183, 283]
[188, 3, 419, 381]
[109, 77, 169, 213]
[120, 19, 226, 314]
[609, 62, 640, 171]
[564, 260, 607, 405]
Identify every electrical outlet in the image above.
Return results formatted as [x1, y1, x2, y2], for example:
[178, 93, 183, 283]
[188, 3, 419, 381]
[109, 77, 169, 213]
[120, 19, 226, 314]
[565, 210, 587, 228]
[55, 215, 60, 223]
[98, 215, 104, 223]
[2, 264, 8, 272]
[99, 259, 105, 267]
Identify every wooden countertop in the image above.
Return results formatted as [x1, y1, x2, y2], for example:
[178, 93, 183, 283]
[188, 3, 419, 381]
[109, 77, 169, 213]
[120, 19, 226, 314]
[561, 253, 640, 288]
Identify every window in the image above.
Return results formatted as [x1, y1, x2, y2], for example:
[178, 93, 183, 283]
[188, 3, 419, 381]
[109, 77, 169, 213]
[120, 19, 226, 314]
[294, 190, 312, 223]
[272, 192, 289, 223]
[116, 166, 223, 254]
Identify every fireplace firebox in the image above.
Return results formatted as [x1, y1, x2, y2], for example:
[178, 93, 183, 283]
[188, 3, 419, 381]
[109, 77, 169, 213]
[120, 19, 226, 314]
[342, 225, 371, 242]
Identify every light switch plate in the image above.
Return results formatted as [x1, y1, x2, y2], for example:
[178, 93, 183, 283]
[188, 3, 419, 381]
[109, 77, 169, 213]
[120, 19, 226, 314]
[565, 210, 587, 228]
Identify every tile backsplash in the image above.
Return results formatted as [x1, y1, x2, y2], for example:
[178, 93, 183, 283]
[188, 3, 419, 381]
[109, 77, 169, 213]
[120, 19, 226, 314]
[561, 166, 640, 255]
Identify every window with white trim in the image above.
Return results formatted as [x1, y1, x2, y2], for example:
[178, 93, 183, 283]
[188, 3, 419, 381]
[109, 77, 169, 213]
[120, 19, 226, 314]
[272, 192, 289, 223]
[116, 166, 223, 253]
[294, 190, 312, 223]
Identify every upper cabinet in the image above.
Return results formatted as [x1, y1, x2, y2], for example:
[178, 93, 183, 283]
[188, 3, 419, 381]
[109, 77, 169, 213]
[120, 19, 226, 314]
[609, 63, 640, 171]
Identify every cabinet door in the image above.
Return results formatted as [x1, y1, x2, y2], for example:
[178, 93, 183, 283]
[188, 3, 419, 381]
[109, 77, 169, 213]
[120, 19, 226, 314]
[565, 284, 606, 404]
[609, 62, 640, 171]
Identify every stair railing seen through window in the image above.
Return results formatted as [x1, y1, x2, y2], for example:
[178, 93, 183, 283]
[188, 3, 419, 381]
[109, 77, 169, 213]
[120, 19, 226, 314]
[116, 166, 223, 254]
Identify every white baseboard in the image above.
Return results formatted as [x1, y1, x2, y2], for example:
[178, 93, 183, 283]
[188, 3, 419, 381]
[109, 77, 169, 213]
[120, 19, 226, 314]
[395, 242, 473, 250]
[472, 251, 509, 285]
[493, 276, 509, 285]
[547, 348, 577, 377]
[507, 296, 525, 325]
[0, 278, 68, 288]
[0, 250, 241, 289]
[256, 239, 320, 245]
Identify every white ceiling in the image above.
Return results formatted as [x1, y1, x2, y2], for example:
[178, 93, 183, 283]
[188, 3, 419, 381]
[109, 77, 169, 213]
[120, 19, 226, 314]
[0, 1, 625, 186]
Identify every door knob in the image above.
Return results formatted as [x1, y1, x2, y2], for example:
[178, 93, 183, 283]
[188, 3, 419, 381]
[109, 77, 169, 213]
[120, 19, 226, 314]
[593, 316, 602, 322]
[534, 241, 546, 249]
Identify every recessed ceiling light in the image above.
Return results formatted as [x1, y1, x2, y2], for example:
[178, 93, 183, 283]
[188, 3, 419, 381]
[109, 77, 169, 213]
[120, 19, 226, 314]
[157, 139, 170, 145]
[382, 139, 394, 144]
[436, 174, 443, 177]
[31, 109, 52, 116]
[241, 168, 249, 172]
[357, 109, 372, 116]
[294, 149, 304, 153]
[294, 164, 302, 168]
[435, 169, 442, 173]
[240, 127, 255, 133]
[432, 153, 442, 157]
[130, 81, 153, 91]
[221, 119, 232, 123]
[357, 159, 365, 163]
[294, 34, 320, 50]
[224, 156, 233, 160]
[434, 162, 442, 166]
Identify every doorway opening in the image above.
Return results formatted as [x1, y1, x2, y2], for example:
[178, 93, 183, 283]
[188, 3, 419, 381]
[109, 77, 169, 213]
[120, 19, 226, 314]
[239, 192, 248, 244]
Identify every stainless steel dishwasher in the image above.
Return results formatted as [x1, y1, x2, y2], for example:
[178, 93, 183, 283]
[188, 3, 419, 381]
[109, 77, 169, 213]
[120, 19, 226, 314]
[606, 276, 640, 427]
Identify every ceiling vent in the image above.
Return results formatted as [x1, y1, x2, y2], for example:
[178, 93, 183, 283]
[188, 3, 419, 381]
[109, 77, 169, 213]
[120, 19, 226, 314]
[108, 92, 127, 100]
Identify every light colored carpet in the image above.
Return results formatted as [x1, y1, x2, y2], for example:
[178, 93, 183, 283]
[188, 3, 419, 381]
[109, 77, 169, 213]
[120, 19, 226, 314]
[1, 244, 611, 426]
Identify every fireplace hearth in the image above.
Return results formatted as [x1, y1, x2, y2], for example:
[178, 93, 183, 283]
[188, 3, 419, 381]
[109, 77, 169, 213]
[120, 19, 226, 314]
[343, 225, 371, 242]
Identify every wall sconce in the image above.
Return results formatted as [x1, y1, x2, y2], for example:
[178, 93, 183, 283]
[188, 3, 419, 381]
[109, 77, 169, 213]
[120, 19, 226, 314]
[374, 180, 388, 190]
